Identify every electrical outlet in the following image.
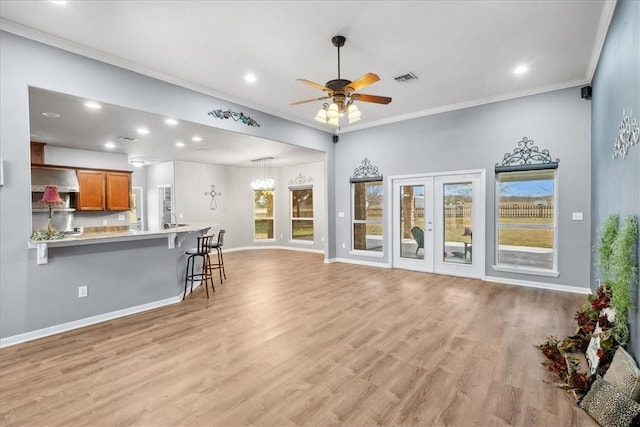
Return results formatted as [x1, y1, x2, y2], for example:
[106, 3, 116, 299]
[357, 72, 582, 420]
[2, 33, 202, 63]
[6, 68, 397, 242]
[118, 214, 125, 221]
[280, 234, 283, 239]
[179, 213, 183, 219]
[102, 220, 108, 226]
[572, 212, 583, 221]
[78, 286, 88, 298]
[342, 242, 346, 249]
[321, 236, 324, 242]
[338, 212, 345, 218]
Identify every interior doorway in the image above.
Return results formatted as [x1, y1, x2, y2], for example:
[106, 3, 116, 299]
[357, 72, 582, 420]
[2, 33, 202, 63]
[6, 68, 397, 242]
[391, 171, 485, 278]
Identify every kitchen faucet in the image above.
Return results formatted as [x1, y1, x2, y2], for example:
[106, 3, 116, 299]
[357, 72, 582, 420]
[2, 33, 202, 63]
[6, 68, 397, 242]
[162, 212, 178, 229]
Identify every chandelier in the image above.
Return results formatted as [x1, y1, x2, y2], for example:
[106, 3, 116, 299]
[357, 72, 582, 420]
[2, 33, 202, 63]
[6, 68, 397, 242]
[250, 157, 275, 190]
[314, 98, 361, 127]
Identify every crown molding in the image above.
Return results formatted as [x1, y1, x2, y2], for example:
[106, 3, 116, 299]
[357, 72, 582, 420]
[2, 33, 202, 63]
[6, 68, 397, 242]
[585, 0, 617, 82]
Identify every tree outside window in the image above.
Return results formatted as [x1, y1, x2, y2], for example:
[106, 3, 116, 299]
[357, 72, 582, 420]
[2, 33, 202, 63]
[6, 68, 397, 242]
[352, 180, 383, 252]
[291, 188, 313, 242]
[254, 189, 274, 240]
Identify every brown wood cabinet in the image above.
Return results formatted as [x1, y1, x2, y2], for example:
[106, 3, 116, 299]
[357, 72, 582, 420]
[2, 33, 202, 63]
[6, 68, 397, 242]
[106, 172, 131, 211]
[30, 142, 46, 165]
[77, 170, 106, 211]
[77, 169, 131, 211]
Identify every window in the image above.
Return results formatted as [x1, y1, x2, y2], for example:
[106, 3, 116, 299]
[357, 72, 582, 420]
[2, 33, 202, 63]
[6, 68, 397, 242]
[352, 180, 383, 252]
[254, 189, 274, 240]
[290, 187, 313, 242]
[495, 169, 556, 272]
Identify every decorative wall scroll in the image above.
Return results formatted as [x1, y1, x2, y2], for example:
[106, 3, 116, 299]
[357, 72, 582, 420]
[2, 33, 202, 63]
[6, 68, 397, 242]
[207, 109, 260, 127]
[495, 137, 559, 172]
[351, 158, 383, 182]
[612, 109, 639, 160]
[204, 185, 222, 210]
[289, 172, 313, 186]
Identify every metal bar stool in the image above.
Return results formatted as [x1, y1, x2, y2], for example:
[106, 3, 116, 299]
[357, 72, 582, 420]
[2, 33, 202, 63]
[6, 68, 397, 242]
[206, 230, 226, 285]
[184, 234, 214, 300]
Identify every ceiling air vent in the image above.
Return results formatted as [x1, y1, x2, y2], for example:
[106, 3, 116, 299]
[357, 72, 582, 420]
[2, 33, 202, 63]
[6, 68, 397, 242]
[393, 72, 418, 83]
[118, 136, 138, 142]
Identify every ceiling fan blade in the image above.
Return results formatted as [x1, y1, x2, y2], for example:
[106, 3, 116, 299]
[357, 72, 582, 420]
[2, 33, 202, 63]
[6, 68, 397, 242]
[296, 79, 330, 91]
[353, 93, 392, 105]
[290, 96, 331, 106]
[346, 73, 380, 92]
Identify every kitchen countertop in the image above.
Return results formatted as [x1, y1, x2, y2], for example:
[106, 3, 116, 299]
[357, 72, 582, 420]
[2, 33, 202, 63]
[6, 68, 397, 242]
[28, 223, 216, 264]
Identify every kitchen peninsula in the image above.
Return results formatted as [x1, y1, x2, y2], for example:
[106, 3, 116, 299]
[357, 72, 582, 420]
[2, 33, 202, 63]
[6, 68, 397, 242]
[28, 223, 212, 264]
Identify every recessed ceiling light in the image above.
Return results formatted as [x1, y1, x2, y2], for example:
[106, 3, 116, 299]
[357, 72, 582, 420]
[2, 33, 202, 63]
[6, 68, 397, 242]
[192, 136, 202, 142]
[104, 142, 116, 149]
[175, 141, 185, 148]
[244, 73, 257, 83]
[513, 65, 529, 75]
[41, 112, 60, 118]
[164, 118, 178, 126]
[137, 128, 150, 135]
[50, 1, 67, 4]
[84, 101, 102, 110]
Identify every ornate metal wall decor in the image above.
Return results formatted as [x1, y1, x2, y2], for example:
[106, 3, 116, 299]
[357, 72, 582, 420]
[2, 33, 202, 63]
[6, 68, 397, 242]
[289, 172, 313, 186]
[612, 109, 639, 160]
[495, 137, 559, 172]
[204, 185, 222, 210]
[208, 109, 260, 127]
[350, 158, 383, 182]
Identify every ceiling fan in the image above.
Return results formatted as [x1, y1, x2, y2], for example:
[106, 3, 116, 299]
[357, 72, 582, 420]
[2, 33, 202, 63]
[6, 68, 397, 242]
[292, 35, 392, 126]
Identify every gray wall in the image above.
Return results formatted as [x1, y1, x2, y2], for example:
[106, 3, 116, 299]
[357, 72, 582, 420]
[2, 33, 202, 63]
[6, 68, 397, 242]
[336, 87, 592, 289]
[591, 0, 640, 358]
[173, 160, 325, 251]
[0, 32, 334, 341]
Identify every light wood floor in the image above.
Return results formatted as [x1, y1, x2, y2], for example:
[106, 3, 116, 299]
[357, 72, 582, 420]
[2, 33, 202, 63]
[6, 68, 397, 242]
[0, 250, 596, 426]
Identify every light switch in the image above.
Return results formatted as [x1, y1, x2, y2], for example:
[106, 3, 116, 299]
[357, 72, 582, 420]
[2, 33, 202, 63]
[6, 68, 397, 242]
[338, 212, 345, 218]
[572, 212, 583, 221]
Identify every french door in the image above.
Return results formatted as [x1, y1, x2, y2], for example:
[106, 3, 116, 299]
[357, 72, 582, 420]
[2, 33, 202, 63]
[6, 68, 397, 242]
[391, 172, 484, 278]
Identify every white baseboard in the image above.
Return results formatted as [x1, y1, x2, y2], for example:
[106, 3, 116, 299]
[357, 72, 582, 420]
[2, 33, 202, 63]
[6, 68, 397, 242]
[0, 295, 182, 349]
[334, 257, 392, 268]
[225, 245, 324, 254]
[483, 275, 591, 294]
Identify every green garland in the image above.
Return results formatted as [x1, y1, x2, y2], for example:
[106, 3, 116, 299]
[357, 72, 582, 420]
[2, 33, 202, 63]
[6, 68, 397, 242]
[596, 215, 618, 282]
[610, 215, 638, 344]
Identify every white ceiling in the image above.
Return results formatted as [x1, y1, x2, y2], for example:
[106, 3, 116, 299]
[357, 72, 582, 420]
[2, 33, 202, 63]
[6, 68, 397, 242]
[1, 0, 614, 166]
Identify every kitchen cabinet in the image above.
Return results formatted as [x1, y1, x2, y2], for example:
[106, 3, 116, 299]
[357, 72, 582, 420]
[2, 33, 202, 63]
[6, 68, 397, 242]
[77, 169, 131, 211]
[30, 142, 46, 165]
[106, 172, 131, 211]
[77, 170, 106, 211]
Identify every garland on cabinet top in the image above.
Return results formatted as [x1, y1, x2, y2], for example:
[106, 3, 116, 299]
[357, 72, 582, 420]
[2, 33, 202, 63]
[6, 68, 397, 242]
[208, 108, 260, 127]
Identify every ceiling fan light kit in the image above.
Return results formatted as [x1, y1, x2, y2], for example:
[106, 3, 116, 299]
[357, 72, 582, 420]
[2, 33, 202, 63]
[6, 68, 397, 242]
[293, 35, 391, 127]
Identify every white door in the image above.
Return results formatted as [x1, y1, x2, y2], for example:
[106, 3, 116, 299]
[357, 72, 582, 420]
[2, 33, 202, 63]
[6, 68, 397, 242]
[433, 173, 484, 278]
[392, 178, 434, 272]
[392, 171, 484, 278]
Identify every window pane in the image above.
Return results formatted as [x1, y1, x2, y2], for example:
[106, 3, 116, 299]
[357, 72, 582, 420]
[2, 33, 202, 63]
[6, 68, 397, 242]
[292, 219, 314, 241]
[254, 220, 274, 239]
[443, 182, 472, 264]
[496, 169, 555, 270]
[254, 190, 274, 218]
[497, 226, 554, 269]
[353, 223, 383, 252]
[292, 189, 313, 218]
[353, 182, 383, 221]
[400, 185, 425, 259]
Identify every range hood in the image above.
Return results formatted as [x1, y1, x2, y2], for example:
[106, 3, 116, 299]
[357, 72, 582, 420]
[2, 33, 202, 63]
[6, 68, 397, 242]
[31, 167, 80, 193]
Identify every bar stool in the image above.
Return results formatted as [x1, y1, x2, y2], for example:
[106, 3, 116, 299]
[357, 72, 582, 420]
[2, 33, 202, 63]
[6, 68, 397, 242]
[206, 230, 226, 285]
[184, 234, 214, 300]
